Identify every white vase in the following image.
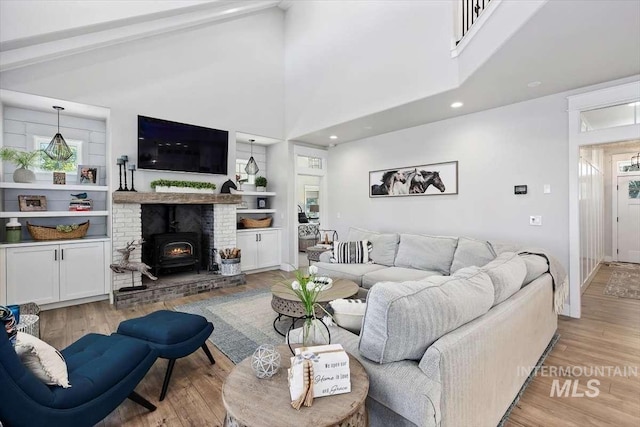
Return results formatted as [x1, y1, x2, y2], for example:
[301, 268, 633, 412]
[13, 167, 35, 183]
[256, 186, 266, 192]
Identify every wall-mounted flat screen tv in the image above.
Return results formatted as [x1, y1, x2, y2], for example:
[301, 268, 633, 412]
[138, 115, 228, 174]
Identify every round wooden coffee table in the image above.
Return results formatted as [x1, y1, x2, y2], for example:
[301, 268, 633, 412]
[271, 279, 359, 336]
[222, 345, 369, 427]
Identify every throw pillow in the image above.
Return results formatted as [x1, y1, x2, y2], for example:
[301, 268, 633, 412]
[0, 305, 17, 347]
[394, 234, 458, 274]
[481, 252, 527, 306]
[358, 270, 494, 363]
[14, 332, 71, 388]
[331, 240, 372, 264]
[519, 253, 550, 286]
[347, 227, 400, 266]
[450, 237, 496, 273]
[329, 299, 366, 334]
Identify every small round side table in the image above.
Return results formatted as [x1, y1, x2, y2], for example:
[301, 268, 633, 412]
[222, 345, 369, 427]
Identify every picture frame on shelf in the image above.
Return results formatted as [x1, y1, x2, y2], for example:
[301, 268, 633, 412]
[77, 165, 99, 185]
[257, 197, 268, 209]
[53, 172, 66, 185]
[18, 195, 47, 212]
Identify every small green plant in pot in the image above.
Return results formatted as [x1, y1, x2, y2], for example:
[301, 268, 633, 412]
[255, 176, 268, 192]
[0, 147, 42, 183]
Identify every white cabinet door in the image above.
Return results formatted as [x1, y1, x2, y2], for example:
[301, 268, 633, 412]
[257, 230, 280, 268]
[59, 242, 106, 300]
[6, 245, 59, 305]
[237, 232, 259, 271]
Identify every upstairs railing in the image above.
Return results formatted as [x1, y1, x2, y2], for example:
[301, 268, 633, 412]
[457, 0, 492, 44]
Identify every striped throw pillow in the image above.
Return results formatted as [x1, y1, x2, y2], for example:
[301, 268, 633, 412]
[331, 240, 372, 264]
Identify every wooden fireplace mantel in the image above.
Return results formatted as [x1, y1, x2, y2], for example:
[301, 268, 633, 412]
[112, 191, 241, 204]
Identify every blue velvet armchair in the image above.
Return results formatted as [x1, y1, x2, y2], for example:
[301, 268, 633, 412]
[0, 328, 158, 427]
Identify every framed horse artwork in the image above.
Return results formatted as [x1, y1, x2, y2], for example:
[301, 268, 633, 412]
[369, 161, 458, 197]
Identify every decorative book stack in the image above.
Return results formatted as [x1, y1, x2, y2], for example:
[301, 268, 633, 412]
[288, 344, 351, 409]
[69, 199, 93, 211]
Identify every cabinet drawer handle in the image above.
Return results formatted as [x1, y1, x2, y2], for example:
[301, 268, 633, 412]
[54, 249, 57, 261]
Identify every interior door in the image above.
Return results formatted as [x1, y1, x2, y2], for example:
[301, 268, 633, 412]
[617, 175, 640, 263]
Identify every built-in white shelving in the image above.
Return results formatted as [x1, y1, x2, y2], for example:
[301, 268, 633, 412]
[0, 211, 109, 218]
[236, 209, 276, 214]
[230, 189, 276, 196]
[0, 182, 109, 192]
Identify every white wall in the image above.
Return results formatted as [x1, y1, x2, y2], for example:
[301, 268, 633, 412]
[0, 8, 285, 191]
[0, 0, 211, 42]
[327, 92, 570, 270]
[284, 0, 458, 139]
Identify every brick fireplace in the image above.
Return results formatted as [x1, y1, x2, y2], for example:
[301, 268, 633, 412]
[111, 192, 243, 307]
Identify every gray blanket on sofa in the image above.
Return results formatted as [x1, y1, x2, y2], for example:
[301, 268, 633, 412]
[490, 242, 568, 313]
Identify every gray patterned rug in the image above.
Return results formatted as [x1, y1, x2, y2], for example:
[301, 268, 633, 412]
[174, 288, 283, 364]
[604, 270, 640, 300]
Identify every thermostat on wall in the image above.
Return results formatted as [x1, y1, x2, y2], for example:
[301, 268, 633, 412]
[514, 185, 528, 195]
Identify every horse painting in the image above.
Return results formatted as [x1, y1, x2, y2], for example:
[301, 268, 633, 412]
[369, 161, 457, 197]
[371, 170, 405, 195]
[413, 170, 445, 193]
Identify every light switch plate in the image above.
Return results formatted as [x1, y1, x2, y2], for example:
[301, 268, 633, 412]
[530, 216, 542, 226]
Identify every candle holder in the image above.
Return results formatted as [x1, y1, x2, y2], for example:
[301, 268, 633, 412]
[121, 155, 129, 191]
[116, 157, 125, 191]
[128, 164, 137, 192]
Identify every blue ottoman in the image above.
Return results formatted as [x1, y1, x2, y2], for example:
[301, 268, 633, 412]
[116, 310, 215, 401]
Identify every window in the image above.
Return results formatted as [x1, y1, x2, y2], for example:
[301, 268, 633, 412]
[235, 159, 255, 184]
[33, 136, 83, 173]
[297, 155, 322, 170]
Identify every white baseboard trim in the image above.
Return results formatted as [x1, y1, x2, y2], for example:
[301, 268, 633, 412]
[40, 294, 109, 311]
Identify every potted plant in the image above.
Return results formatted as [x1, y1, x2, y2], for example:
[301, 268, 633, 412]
[150, 179, 217, 194]
[0, 147, 42, 183]
[255, 176, 268, 192]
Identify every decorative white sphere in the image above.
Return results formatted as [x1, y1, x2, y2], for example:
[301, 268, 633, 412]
[251, 344, 281, 379]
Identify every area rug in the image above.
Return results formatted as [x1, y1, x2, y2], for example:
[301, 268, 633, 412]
[603, 270, 640, 300]
[605, 262, 640, 271]
[174, 288, 283, 364]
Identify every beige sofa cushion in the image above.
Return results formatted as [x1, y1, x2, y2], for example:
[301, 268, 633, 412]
[394, 234, 458, 274]
[314, 262, 386, 286]
[481, 252, 527, 305]
[450, 237, 496, 273]
[362, 267, 442, 290]
[358, 267, 494, 363]
[347, 227, 399, 267]
[520, 253, 550, 286]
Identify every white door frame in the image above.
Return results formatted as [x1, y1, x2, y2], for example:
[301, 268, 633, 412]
[568, 80, 640, 318]
[611, 153, 640, 261]
[293, 145, 328, 269]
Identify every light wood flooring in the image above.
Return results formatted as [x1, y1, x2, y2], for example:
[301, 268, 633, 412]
[40, 265, 639, 426]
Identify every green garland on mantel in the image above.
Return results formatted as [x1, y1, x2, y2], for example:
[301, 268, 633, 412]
[150, 179, 217, 190]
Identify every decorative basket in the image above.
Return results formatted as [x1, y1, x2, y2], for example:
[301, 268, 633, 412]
[221, 258, 241, 276]
[27, 221, 90, 241]
[241, 217, 272, 228]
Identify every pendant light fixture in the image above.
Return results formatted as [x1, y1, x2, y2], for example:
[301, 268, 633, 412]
[245, 139, 259, 175]
[44, 106, 73, 161]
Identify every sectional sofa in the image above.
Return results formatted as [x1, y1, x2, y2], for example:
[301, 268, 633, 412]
[316, 228, 560, 427]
